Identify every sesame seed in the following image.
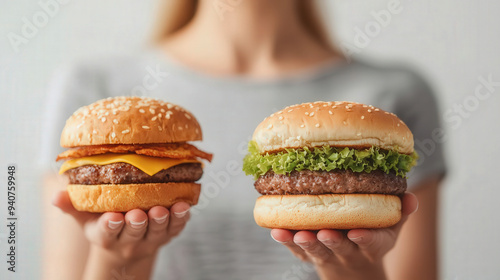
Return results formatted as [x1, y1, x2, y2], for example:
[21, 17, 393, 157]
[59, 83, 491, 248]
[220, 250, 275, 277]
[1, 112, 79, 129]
[357, 132, 362, 136]
[361, 116, 365, 119]
[158, 126, 163, 131]
[167, 104, 173, 109]
[178, 126, 183, 130]
[139, 109, 145, 113]
[385, 111, 390, 114]
[329, 110, 333, 115]
[267, 124, 273, 129]
[158, 113, 162, 118]
[278, 116, 283, 120]
[300, 124, 305, 128]
[151, 116, 157, 121]
[375, 108, 380, 111]
[150, 108, 155, 114]
[310, 112, 315, 117]
[343, 121, 347, 125]
[315, 123, 320, 128]
[368, 109, 372, 113]
[288, 109, 293, 112]
[93, 130, 97, 134]
[111, 132, 116, 138]
[122, 129, 130, 134]
[166, 114, 171, 119]
[105, 112, 109, 116]
[185, 113, 191, 119]
[332, 106, 337, 109]
[305, 112, 309, 116]
[142, 126, 150, 129]
[113, 119, 118, 124]
[101, 117, 106, 122]
[160, 108, 165, 113]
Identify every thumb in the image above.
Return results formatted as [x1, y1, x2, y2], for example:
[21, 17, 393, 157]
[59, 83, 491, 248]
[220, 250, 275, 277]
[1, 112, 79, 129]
[52, 190, 96, 226]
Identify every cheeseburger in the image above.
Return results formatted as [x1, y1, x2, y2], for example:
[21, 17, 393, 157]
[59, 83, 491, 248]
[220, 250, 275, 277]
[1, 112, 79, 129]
[56, 96, 212, 213]
[243, 101, 417, 230]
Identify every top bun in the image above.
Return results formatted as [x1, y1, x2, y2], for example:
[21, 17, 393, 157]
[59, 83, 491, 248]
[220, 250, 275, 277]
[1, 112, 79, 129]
[61, 96, 202, 147]
[253, 101, 414, 154]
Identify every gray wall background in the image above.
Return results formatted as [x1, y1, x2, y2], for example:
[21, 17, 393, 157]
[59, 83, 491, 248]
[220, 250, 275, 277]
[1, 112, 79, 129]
[0, 0, 499, 279]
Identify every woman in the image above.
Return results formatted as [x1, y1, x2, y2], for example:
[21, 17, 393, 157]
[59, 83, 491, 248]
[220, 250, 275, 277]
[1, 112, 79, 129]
[42, 0, 446, 279]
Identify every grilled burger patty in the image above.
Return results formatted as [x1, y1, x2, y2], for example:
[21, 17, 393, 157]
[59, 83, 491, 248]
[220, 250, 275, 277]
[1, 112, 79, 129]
[255, 169, 406, 196]
[65, 162, 203, 185]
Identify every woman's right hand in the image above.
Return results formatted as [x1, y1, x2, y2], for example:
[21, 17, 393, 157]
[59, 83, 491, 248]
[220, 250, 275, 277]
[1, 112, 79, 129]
[52, 190, 191, 264]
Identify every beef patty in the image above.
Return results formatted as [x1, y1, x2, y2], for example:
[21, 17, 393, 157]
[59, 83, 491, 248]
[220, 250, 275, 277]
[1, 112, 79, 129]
[65, 162, 203, 185]
[255, 169, 406, 196]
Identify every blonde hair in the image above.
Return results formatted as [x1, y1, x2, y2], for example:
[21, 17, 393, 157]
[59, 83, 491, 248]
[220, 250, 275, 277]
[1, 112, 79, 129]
[152, 0, 333, 51]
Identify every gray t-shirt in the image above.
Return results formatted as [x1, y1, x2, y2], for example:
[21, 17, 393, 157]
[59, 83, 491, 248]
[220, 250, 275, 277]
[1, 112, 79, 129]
[41, 50, 446, 280]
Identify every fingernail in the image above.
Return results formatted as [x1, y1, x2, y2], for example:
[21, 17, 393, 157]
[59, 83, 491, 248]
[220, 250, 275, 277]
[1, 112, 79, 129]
[295, 241, 311, 248]
[108, 220, 123, 229]
[153, 214, 169, 224]
[349, 236, 363, 242]
[318, 238, 333, 245]
[270, 233, 286, 244]
[173, 209, 190, 218]
[130, 220, 147, 229]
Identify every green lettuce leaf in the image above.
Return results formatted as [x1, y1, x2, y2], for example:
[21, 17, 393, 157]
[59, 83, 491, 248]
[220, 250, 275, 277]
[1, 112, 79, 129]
[242, 141, 418, 179]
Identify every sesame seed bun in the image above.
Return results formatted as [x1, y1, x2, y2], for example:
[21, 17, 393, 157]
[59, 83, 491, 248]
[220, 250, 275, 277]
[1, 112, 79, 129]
[253, 194, 401, 230]
[253, 101, 414, 154]
[60, 96, 202, 147]
[67, 182, 200, 212]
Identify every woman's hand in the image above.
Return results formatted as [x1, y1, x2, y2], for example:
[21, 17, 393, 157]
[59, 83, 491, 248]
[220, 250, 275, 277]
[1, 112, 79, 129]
[52, 190, 191, 279]
[271, 193, 419, 280]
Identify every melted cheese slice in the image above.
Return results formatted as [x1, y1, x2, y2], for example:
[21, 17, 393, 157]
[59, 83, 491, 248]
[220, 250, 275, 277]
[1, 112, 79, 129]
[59, 154, 200, 176]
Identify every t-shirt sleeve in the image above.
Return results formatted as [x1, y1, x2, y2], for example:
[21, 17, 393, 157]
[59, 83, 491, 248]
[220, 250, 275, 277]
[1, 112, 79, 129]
[392, 70, 447, 189]
[39, 63, 105, 173]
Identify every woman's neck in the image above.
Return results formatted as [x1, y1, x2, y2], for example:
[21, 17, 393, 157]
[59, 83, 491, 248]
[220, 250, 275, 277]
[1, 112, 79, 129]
[162, 0, 339, 78]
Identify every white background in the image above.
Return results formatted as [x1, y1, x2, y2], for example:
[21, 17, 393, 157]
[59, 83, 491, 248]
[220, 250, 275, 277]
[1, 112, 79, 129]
[1, 0, 499, 279]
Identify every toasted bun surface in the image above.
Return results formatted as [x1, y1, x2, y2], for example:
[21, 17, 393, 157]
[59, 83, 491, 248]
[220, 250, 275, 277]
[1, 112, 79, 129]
[61, 96, 202, 147]
[253, 101, 413, 154]
[67, 182, 200, 212]
[254, 194, 401, 230]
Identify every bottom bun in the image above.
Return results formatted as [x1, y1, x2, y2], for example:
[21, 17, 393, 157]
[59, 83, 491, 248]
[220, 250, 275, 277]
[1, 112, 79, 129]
[254, 194, 401, 230]
[67, 182, 200, 212]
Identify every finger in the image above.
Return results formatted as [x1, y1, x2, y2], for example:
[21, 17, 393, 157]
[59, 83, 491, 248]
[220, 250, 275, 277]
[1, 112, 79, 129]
[345, 193, 419, 261]
[85, 212, 124, 248]
[167, 202, 191, 238]
[294, 231, 333, 264]
[389, 192, 419, 232]
[271, 229, 310, 262]
[119, 209, 148, 243]
[52, 190, 96, 225]
[146, 206, 170, 242]
[317, 229, 358, 262]
[401, 192, 419, 216]
[347, 228, 396, 261]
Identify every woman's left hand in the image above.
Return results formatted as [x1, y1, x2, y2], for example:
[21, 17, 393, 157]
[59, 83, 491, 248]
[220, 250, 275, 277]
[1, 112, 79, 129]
[271, 192, 419, 280]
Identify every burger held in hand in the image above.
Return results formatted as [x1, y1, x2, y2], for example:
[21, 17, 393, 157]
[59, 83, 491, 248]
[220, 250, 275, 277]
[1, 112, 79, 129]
[56, 96, 212, 213]
[243, 101, 417, 230]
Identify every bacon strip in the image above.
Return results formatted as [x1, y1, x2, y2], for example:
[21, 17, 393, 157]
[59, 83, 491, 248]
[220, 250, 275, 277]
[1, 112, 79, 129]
[56, 143, 213, 162]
